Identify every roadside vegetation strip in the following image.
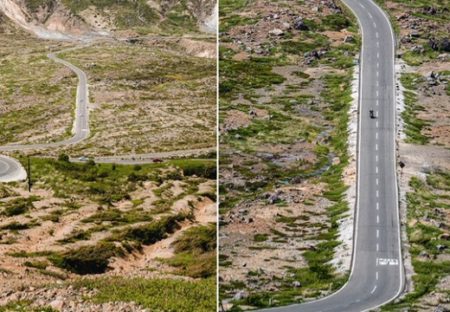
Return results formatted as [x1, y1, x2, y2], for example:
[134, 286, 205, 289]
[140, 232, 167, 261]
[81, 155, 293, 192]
[399, 73, 429, 145]
[382, 171, 450, 311]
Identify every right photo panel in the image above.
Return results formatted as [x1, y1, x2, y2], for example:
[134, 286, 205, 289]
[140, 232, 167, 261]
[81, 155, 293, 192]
[218, 0, 428, 310]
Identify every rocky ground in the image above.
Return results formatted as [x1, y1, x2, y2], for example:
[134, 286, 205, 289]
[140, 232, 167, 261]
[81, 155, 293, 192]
[378, 0, 450, 310]
[219, 0, 359, 309]
[0, 159, 216, 311]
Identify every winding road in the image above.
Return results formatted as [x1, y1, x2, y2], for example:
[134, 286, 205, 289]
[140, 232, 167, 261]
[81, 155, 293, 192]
[260, 0, 404, 311]
[0, 52, 89, 182]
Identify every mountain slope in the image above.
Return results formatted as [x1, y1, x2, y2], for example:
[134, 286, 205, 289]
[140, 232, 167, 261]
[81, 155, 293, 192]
[0, 0, 216, 39]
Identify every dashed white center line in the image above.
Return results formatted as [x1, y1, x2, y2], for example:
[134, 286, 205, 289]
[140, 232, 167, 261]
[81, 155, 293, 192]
[376, 121, 379, 128]
[377, 41, 380, 48]
[368, 12, 373, 19]
[376, 71, 379, 77]
[376, 190, 379, 198]
[376, 243, 379, 251]
[375, 143, 378, 151]
[376, 90, 379, 97]
[376, 202, 379, 210]
[376, 155, 379, 162]
[370, 285, 377, 294]
[377, 229, 380, 238]
[376, 271, 379, 280]
[376, 32, 379, 38]
[376, 178, 379, 185]
[373, 22, 377, 28]
[377, 52, 380, 59]
[377, 62, 379, 68]
[377, 215, 380, 224]
[376, 132, 379, 140]
[376, 99, 379, 106]
[376, 166, 378, 174]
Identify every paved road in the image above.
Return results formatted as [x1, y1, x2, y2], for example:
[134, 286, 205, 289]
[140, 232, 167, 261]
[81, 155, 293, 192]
[259, 0, 403, 311]
[0, 52, 89, 181]
[0, 53, 90, 153]
[0, 156, 26, 182]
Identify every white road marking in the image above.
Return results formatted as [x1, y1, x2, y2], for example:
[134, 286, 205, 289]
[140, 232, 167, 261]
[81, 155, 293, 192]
[376, 271, 379, 280]
[377, 258, 399, 266]
[376, 155, 379, 162]
[377, 52, 380, 59]
[377, 215, 380, 223]
[376, 132, 379, 140]
[375, 143, 378, 151]
[376, 243, 379, 251]
[377, 62, 379, 68]
[377, 229, 379, 238]
[377, 41, 380, 48]
[376, 178, 379, 185]
[376, 121, 379, 128]
[376, 166, 378, 174]
[370, 285, 377, 294]
[376, 99, 379, 106]
[376, 202, 379, 210]
[373, 22, 377, 28]
[376, 90, 379, 97]
[376, 71, 379, 77]
[376, 190, 379, 197]
[376, 32, 379, 38]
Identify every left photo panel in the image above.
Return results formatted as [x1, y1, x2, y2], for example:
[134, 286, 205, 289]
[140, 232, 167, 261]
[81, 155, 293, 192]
[0, 1, 217, 311]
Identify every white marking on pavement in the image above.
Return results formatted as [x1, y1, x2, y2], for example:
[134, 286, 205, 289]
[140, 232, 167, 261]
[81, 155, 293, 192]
[376, 121, 379, 128]
[376, 155, 379, 162]
[375, 144, 378, 151]
[376, 99, 379, 106]
[377, 52, 380, 59]
[377, 62, 379, 68]
[368, 12, 373, 19]
[377, 215, 380, 223]
[376, 132, 379, 139]
[370, 285, 377, 294]
[377, 258, 399, 266]
[376, 271, 379, 280]
[377, 229, 379, 238]
[376, 190, 379, 197]
[376, 243, 379, 251]
[376, 32, 379, 38]
[376, 90, 379, 97]
[376, 71, 379, 77]
[377, 41, 380, 48]
[376, 202, 379, 210]
[376, 178, 379, 185]
[373, 22, 377, 28]
[376, 166, 378, 174]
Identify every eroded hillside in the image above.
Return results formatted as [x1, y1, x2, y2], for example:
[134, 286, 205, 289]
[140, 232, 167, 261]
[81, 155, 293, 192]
[0, 0, 217, 38]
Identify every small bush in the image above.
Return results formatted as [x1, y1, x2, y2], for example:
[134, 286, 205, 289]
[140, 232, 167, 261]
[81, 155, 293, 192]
[50, 242, 124, 275]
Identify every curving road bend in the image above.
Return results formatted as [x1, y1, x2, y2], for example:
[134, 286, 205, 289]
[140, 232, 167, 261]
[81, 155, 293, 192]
[0, 53, 90, 153]
[259, 0, 403, 311]
[0, 156, 26, 182]
[0, 52, 89, 182]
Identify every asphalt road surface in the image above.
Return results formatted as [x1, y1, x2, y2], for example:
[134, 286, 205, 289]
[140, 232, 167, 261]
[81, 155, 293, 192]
[0, 155, 26, 182]
[0, 52, 90, 153]
[259, 0, 404, 311]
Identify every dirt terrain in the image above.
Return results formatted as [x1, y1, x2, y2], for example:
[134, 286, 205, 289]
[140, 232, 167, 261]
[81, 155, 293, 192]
[219, 0, 359, 309]
[0, 159, 216, 311]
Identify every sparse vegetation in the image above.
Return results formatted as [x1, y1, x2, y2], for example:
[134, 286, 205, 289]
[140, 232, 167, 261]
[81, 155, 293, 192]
[72, 276, 216, 311]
